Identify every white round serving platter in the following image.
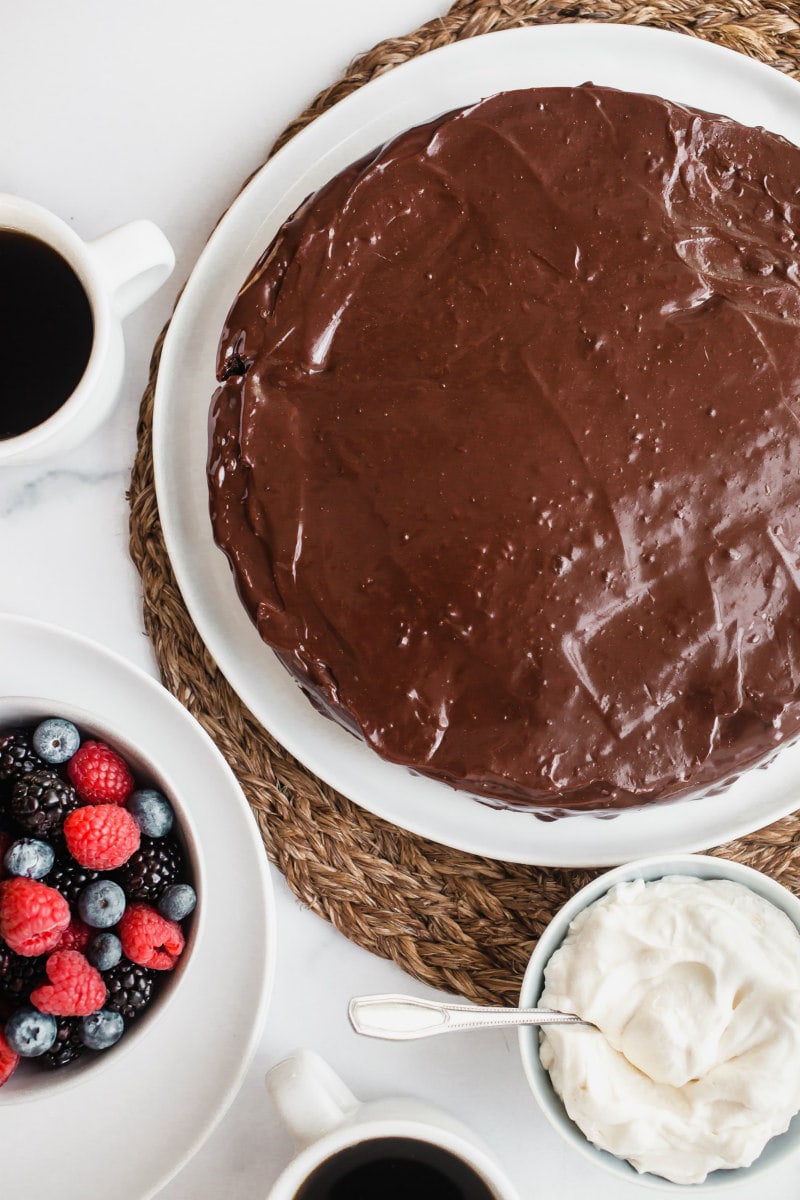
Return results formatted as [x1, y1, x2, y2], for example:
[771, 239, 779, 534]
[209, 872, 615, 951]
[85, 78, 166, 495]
[0, 614, 276, 1200]
[154, 23, 800, 868]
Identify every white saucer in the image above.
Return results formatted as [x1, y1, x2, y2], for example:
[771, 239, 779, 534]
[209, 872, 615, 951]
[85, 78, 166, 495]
[0, 614, 276, 1200]
[153, 23, 800, 867]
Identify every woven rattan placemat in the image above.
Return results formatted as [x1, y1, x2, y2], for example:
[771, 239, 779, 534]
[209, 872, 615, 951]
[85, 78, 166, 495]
[129, 0, 800, 1006]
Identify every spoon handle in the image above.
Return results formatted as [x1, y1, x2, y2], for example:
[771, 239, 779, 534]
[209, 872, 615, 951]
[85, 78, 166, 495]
[348, 993, 587, 1040]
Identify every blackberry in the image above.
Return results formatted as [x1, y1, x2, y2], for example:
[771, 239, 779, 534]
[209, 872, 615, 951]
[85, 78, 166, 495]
[37, 1017, 85, 1070]
[0, 789, 12, 832]
[48, 856, 99, 906]
[0, 941, 46, 1004]
[10, 770, 79, 837]
[115, 836, 183, 901]
[104, 959, 155, 1021]
[0, 728, 44, 782]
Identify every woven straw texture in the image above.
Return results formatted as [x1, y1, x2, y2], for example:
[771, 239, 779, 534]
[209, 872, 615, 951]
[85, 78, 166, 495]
[129, 0, 800, 1006]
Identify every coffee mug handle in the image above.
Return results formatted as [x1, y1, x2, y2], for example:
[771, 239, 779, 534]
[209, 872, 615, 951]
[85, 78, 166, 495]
[266, 1050, 359, 1149]
[87, 219, 175, 319]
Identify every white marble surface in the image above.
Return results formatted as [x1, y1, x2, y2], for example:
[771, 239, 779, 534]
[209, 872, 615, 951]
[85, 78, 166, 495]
[2, 3, 799, 1197]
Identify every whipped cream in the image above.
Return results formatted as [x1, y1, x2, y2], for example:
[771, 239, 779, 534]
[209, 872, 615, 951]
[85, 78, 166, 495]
[539, 876, 800, 1184]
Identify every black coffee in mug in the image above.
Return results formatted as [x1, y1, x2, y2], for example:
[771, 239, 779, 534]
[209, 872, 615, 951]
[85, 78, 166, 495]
[0, 230, 94, 439]
[292, 1137, 496, 1200]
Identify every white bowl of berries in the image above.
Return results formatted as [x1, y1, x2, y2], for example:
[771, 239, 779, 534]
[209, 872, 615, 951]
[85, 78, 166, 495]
[0, 697, 202, 1101]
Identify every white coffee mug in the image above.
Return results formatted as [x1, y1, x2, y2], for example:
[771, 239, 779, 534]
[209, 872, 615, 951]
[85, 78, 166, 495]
[265, 1048, 520, 1199]
[0, 193, 175, 465]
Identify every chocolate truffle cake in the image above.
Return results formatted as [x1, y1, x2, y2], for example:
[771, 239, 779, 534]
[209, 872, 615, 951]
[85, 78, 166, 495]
[208, 84, 800, 814]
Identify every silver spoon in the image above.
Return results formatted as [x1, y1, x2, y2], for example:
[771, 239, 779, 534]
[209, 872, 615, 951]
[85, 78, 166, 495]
[348, 993, 591, 1040]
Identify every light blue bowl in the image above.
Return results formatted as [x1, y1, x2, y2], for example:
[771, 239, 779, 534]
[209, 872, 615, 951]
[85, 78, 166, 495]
[518, 854, 800, 1191]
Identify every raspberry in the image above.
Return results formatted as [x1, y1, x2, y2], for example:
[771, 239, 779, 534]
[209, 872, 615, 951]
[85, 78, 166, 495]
[0, 1028, 19, 1086]
[63, 804, 140, 871]
[30, 950, 106, 1017]
[57, 917, 91, 953]
[0, 878, 70, 956]
[67, 742, 134, 805]
[119, 903, 184, 970]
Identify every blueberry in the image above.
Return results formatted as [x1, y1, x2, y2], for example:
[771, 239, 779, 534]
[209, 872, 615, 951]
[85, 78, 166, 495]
[32, 717, 80, 765]
[5, 1008, 58, 1057]
[87, 932, 123, 971]
[128, 789, 174, 838]
[78, 879, 126, 928]
[80, 1009, 124, 1051]
[4, 837, 55, 879]
[157, 882, 197, 922]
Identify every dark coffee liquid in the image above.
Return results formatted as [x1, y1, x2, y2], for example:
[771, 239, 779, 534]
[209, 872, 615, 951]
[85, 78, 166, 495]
[293, 1138, 496, 1200]
[0, 230, 94, 438]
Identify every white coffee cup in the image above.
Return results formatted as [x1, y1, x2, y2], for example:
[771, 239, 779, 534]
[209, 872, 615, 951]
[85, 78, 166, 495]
[265, 1048, 520, 1199]
[0, 193, 175, 465]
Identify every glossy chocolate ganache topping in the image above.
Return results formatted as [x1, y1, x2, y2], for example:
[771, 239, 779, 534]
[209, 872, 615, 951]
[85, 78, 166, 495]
[209, 84, 800, 814]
